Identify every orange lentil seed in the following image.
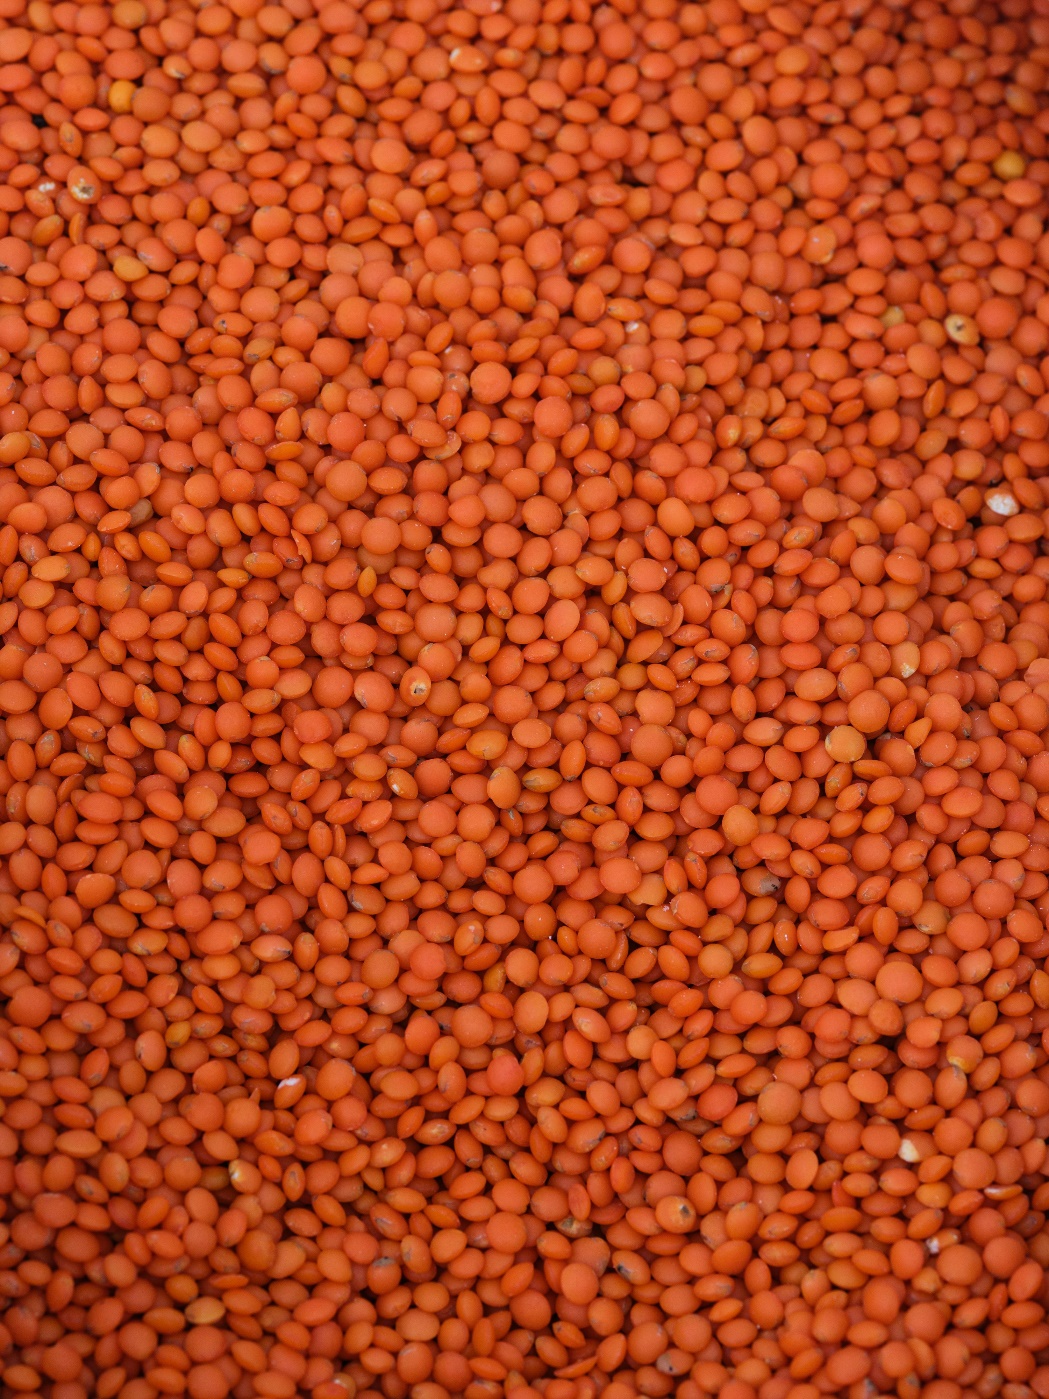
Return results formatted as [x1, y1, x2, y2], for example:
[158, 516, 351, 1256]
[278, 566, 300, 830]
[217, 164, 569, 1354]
[0, 3, 1049, 1399]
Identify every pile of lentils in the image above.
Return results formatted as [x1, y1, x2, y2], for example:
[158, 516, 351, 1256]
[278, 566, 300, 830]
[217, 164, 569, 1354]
[3, 0, 1049, 1395]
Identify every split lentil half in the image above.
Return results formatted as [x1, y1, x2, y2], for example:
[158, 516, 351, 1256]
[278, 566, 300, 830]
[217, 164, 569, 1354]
[3, 0, 1049, 1395]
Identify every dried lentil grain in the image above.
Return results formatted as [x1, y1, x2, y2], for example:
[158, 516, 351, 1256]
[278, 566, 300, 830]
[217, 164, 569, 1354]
[1, 1, 1049, 1399]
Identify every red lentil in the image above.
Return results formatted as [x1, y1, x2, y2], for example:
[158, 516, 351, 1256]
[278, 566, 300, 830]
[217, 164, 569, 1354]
[1, 0, 1049, 1397]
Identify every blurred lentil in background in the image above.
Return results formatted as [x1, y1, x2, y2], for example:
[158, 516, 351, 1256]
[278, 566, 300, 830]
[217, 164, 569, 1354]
[2, 0, 1049, 1395]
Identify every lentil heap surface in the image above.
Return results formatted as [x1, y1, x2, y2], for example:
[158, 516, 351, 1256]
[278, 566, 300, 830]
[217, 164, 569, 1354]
[3, 0, 1049, 1395]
